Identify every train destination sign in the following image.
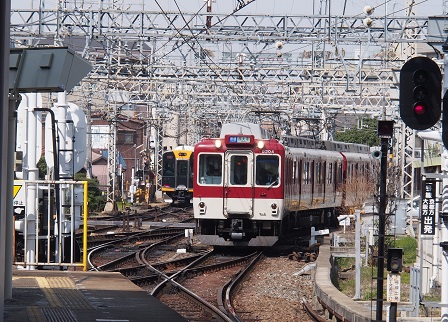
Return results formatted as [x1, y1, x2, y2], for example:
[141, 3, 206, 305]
[421, 179, 436, 236]
[225, 135, 254, 145]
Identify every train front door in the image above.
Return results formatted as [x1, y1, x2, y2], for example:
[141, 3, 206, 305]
[223, 151, 254, 217]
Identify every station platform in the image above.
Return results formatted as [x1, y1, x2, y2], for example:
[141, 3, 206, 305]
[4, 269, 187, 322]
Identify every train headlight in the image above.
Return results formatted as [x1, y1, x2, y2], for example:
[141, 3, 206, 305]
[257, 141, 264, 149]
[198, 201, 206, 214]
[271, 203, 278, 216]
[214, 140, 222, 149]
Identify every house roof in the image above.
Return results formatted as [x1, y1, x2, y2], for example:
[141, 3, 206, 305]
[92, 149, 127, 170]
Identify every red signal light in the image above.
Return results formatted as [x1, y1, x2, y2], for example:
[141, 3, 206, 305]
[413, 103, 426, 115]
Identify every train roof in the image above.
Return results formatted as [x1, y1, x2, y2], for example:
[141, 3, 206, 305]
[281, 135, 370, 154]
[281, 136, 321, 149]
[287, 146, 344, 161]
[341, 151, 373, 162]
[220, 123, 271, 139]
[323, 141, 370, 153]
[173, 145, 194, 151]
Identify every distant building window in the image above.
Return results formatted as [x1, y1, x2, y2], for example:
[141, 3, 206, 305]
[118, 132, 134, 144]
[91, 125, 109, 149]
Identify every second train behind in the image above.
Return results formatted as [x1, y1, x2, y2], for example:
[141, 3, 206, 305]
[161, 145, 194, 204]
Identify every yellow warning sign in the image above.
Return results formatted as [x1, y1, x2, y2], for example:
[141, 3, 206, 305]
[14, 184, 22, 199]
[13, 180, 25, 208]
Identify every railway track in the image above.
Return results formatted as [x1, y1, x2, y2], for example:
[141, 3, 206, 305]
[87, 228, 188, 270]
[85, 204, 326, 321]
[149, 250, 260, 322]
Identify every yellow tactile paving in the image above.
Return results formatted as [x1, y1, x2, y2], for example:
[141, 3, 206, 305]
[35, 276, 92, 310]
[26, 306, 45, 322]
[47, 276, 76, 289]
[36, 276, 64, 307]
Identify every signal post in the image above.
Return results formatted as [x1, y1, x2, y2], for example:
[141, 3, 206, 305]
[400, 54, 448, 320]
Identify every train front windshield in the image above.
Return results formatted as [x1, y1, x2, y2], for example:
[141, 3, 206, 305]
[256, 155, 279, 186]
[198, 154, 222, 185]
[163, 152, 175, 176]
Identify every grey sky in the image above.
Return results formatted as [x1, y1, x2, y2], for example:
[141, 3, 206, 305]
[11, 0, 445, 17]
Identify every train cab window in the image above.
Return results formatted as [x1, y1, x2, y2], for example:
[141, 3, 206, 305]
[256, 155, 279, 186]
[198, 154, 222, 184]
[230, 155, 248, 185]
[163, 153, 175, 176]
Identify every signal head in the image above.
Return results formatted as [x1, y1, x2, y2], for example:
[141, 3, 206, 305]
[399, 56, 441, 130]
[387, 248, 403, 273]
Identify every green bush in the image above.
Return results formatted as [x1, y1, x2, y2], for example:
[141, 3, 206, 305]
[74, 173, 107, 213]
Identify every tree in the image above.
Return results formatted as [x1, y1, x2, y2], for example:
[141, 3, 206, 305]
[335, 118, 379, 146]
[74, 173, 107, 213]
[37, 156, 47, 179]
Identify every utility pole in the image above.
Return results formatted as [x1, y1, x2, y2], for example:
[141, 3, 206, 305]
[1, 2, 12, 320]
[376, 136, 388, 321]
[106, 102, 118, 210]
[206, 0, 212, 31]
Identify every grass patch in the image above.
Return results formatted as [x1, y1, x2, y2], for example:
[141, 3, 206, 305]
[335, 236, 418, 301]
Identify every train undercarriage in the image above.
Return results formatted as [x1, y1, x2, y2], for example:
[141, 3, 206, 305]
[196, 207, 339, 247]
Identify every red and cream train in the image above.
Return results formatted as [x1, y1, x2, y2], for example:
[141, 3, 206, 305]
[193, 122, 375, 246]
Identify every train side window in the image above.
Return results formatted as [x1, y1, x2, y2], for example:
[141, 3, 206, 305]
[337, 162, 343, 183]
[292, 158, 296, 184]
[322, 161, 326, 185]
[199, 154, 222, 184]
[304, 161, 309, 184]
[327, 162, 333, 184]
[256, 155, 279, 186]
[316, 162, 321, 184]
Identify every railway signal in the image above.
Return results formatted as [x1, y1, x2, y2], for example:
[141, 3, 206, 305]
[399, 56, 442, 130]
[387, 248, 403, 273]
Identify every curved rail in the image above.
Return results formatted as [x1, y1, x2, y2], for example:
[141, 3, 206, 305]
[87, 230, 184, 270]
[302, 298, 327, 322]
[218, 251, 264, 321]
